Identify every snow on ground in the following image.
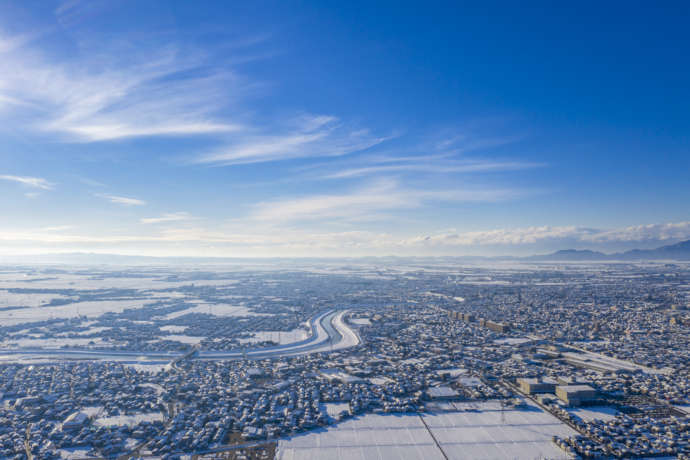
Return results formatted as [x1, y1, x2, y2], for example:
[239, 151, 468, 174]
[368, 376, 394, 385]
[47, 326, 111, 338]
[162, 303, 268, 320]
[0, 291, 75, 308]
[81, 406, 104, 417]
[566, 406, 619, 422]
[125, 438, 139, 449]
[320, 369, 363, 383]
[57, 447, 94, 459]
[1, 337, 108, 348]
[0, 353, 172, 365]
[0, 299, 148, 326]
[0, 273, 241, 291]
[277, 412, 444, 460]
[309, 311, 360, 353]
[238, 329, 308, 345]
[562, 348, 671, 375]
[276, 400, 576, 460]
[75, 326, 112, 335]
[436, 368, 468, 378]
[425, 400, 576, 459]
[158, 334, 204, 344]
[95, 412, 164, 427]
[322, 402, 351, 419]
[140, 383, 165, 394]
[348, 318, 371, 326]
[494, 337, 533, 345]
[0, 354, 67, 365]
[159, 325, 188, 333]
[123, 362, 169, 373]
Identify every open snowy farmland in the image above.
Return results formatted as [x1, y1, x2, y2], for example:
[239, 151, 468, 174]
[276, 400, 576, 460]
[0, 266, 366, 359]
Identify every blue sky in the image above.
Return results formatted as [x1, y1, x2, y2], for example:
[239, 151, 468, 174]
[0, 0, 688, 257]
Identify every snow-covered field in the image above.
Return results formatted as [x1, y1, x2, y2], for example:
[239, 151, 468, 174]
[1, 337, 109, 348]
[493, 337, 533, 345]
[95, 412, 164, 427]
[348, 318, 371, 326]
[0, 272, 240, 291]
[159, 325, 188, 333]
[0, 299, 148, 326]
[0, 291, 74, 308]
[322, 402, 351, 419]
[56, 447, 93, 459]
[238, 328, 308, 345]
[566, 406, 619, 422]
[276, 400, 576, 460]
[158, 334, 205, 344]
[123, 362, 170, 373]
[162, 303, 266, 320]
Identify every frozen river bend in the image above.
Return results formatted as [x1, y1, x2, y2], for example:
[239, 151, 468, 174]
[0, 309, 361, 363]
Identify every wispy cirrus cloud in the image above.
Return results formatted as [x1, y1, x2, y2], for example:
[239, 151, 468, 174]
[0, 174, 53, 189]
[97, 194, 146, 206]
[0, 26, 390, 167]
[324, 158, 542, 179]
[194, 114, 389, 166]
[0, 29, 244, 142]
[140, 212, 195, 224]
[0, 31, 36, 54]
[248, 179, 525, 223]
[296, 124, 539, 180]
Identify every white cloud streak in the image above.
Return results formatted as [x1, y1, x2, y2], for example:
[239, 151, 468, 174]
[0, 174, 53, 189]
[248, 180, 522, 223]
[325, 159, 543, 179]
[0, 28, 389, 168]
[195, 115, 388, 165]
[97, 194, 146, 206]
[0, 30, 243, 141]
[140, 212, 194, 224]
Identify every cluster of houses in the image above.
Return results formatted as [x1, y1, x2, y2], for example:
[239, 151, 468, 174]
[0, 263, 688, 458]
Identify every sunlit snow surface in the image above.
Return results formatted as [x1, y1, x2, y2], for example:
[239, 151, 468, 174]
[0, 266, 363, 363]
[95, 412, 164, 427]
[238, 328, 308, 345]
[277, 400, 576, 460]
[566, 406, 619, 422]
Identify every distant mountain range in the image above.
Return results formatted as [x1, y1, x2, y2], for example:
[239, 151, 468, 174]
[529, 239, 690, 261]
[2, 239, 690, 265]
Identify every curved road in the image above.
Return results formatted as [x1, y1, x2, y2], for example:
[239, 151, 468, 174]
[0, 309, 361, 362]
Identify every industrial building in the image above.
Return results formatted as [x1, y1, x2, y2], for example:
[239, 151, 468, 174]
[517, 377, 557, 395]
[485, 320, 511, 333]
[555, 385, 598, 406]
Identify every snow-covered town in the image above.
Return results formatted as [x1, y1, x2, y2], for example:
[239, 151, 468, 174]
[0, 261, 688, 459]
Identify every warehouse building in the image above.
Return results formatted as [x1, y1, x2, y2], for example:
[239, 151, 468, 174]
[555, 384, 598, 406]
[517, 377, 557, 395]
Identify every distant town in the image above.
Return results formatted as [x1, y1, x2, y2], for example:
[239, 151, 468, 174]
[0, 261, 688, 459]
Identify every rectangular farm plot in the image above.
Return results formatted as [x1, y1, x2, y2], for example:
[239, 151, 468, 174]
[277, 401, 576, 460]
